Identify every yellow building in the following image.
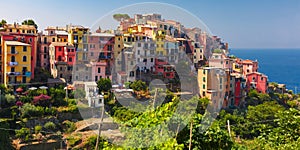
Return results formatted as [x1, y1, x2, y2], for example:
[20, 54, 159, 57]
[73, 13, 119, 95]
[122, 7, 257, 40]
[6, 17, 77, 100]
[198, 67, 226, 110]
[67, 25, 89, 61]
[4, 41, 31, 86]
[154, 30, 166, 56]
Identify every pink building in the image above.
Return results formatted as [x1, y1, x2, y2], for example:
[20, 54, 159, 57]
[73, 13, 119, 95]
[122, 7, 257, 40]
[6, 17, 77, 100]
[91, 60, 112, 82]
[240, 59, 258, 77]
[246, 72, 268, 93]
[209, 52, 233, 71]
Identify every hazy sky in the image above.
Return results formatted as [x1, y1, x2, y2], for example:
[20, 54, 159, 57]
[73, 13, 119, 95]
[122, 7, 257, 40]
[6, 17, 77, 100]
[1, 0, 300, 48]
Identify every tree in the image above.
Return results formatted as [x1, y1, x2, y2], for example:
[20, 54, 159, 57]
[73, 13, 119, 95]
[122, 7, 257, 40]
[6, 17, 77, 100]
[0, 19, 6, 27]
[113, 14, 130, 22]
[97, 78, 112, 93]
[130, 80, 147, 91]
[21, 19, 38, 29]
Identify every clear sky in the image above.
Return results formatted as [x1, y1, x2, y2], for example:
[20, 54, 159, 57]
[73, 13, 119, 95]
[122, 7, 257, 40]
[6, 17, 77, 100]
[1, 0, 300, 48]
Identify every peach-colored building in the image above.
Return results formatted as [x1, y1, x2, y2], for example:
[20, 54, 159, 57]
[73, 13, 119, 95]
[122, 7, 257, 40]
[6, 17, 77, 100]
[240, 59, 258, 77]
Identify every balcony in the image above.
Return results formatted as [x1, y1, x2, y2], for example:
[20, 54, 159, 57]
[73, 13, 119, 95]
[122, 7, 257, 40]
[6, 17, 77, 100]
[7, 62, 18, 66]
[6, 72, 21, 76]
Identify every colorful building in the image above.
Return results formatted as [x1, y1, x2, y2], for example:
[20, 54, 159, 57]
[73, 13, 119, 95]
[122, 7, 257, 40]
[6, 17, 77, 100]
[49, 42, 75, 82]
[3, 41, 32, 86]
[246, 72, 268, 93]
[37, 26, 68, 69]
[198, 67, 227, 110]
[1, 24, 37, 79]
[240, 59, 258, 77]
[67, 25, 89, 62]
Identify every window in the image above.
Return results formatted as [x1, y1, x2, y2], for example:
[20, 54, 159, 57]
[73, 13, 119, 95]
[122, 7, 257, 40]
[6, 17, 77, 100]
[90, 52, 94, 56]
[203, 69, 206, 74]
[22, 76, 27, 83]
[137, 50, 140, 55]
[85, 76, 88, 80]
[151, 58, 153, 62]
[69, 57, 72, 62]
[23, 56, 27, 62]
[52, 38, 55, 42]
[60, 67, 63, 71]
[11, 56, 15, 62]
[23, 46, 27, 52]
[95, 76, 98, 81]
[98, 67, 101, 73]
[261, 77, 264, 81]
[203, 77, 206, 82]
[11, 67, 15, 72]
[203, 84, 205, 89]
[58, 47, 62, 51]
[11, 46, 16, 54]
[44, 47, 47, 53]
[226, 61, 228, 64]
[60, 74, 63, 78]
[44, 54, 47, 59]
[118, 44, 121, 48]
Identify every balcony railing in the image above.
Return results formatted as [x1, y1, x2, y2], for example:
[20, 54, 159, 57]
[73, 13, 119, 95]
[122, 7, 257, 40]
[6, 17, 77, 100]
[7, 62, 18, 66]
[7, 51, 18, 54]
[6, 72, 21, 76]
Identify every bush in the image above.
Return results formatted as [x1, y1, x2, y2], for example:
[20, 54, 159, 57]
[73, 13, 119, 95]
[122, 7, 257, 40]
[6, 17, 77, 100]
[34, 125, 42, 134]
[63, 120, 77, 133]
[21, 103, 44, 118]
[5, 94, 16, 105]
[15, 127, 32, 142]
[44, 107, 57, 116]
[66, 134, 82, 147]
[44, 121, 56, 131]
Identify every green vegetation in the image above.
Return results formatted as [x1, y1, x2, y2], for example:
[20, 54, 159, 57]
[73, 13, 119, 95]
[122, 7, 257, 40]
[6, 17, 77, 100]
[15, 127, 32, 142]
[21, 19, 38, 29]
[113, 14, 130, 21]
[0, 19, 7, 27]
[43, 121, 56, 132]
[97, 78, 112, 93]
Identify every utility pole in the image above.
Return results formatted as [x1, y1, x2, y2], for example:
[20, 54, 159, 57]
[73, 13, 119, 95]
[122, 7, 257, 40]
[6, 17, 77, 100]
[188, 120, 193, 150]
[227, 120, 232, 139]
[95, 103, 105, 150]
[153, 88, 158, 110]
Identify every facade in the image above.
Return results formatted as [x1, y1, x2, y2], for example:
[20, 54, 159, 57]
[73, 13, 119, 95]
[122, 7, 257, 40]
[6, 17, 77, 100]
[231, 73, 246, 106]
[134, 39, 156, 72]
[198, 67, 227, 110]
[246, 72, 268, 93]
[67, 25, 89, 62]
[49, 42, 75, 82]
[240, 59, 258, 77]
[154, 58, 175, 79]
[1, 24, 37, 79]
[208, 51, 232, 71]
[3, 41, 32, 86]
[37, 26, 68, 69]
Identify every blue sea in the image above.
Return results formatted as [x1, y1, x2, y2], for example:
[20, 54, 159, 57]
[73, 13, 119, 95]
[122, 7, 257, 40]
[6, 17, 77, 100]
[230, 49, 300, 94]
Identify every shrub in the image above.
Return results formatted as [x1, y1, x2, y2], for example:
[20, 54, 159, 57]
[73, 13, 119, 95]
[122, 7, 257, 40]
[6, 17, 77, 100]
[15, 127, 32, 142]
[34, 125, 42, 134]
[63, 120, 77, 133]
[44, 121, 56, 131]
[44, 107, 57, 116]
[21, 103, 44, 118]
